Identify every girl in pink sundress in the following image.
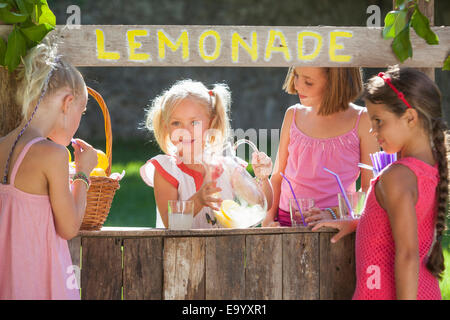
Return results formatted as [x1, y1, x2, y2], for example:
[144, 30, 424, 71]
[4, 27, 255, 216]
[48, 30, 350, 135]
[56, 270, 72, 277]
[0, 39, 98, 299]
[313, 66, 447, 300]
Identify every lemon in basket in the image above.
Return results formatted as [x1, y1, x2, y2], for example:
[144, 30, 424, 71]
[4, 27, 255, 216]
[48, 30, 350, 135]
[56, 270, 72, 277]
[96, 150, 109, 171]
[90, 168, 107, 177]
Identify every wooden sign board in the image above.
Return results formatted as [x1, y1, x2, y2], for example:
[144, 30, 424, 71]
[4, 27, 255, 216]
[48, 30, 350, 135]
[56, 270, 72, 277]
[1, 25, 448, 67]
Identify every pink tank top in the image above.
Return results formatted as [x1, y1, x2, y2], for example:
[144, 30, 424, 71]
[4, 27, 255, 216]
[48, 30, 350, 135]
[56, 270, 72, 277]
[0, 137, 80, 300]
[279, 105, 362, 216]
[353, 157, 441, 300]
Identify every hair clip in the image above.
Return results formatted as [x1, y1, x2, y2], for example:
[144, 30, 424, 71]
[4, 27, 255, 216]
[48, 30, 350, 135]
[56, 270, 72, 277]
[208, 90, 214, 97]
[377, 72, 412, 109]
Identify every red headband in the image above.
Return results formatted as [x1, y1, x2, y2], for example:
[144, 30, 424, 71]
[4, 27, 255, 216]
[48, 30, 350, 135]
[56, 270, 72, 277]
[377, 72, 412, 109]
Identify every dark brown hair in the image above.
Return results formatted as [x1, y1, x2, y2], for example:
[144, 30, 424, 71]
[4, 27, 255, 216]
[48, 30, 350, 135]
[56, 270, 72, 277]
[364, 65, 449, 280]
[283, 67, 363, 116]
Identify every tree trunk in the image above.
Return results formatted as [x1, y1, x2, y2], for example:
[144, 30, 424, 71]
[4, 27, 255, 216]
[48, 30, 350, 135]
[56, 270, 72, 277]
[0, 67, 22, 137]
[0, 19, 23, 137]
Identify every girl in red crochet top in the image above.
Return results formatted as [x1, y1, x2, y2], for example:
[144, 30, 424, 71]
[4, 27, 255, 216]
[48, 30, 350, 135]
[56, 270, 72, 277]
[313, 66, 448, 300]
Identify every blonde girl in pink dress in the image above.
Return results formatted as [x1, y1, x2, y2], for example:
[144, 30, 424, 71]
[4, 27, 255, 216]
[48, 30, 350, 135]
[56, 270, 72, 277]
[313, 66, 446, 300]
[0, 39, 98, 299]
[264, 67, 379, 227]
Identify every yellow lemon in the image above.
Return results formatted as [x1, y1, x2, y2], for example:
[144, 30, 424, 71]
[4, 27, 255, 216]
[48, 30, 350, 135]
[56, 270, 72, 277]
[90, 168, 107, 177]
[220, 199, 240, 221]
[214, 211, 233, 228]
[96, 150, 109, 171]
[67, 148, 72, 163]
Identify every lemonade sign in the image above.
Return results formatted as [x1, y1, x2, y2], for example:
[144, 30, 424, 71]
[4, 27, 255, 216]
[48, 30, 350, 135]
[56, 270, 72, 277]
[93, 26, 354, 65]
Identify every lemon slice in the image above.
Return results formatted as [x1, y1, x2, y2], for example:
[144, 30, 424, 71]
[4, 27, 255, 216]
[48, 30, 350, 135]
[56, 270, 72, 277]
[67, 148, 72, 163]
[220, 199, 240, 220]
[214, 211, 233, 228]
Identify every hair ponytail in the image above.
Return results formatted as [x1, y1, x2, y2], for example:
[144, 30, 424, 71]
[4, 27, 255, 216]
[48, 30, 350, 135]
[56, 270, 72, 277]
[208, 83, 231, 145]
[426, 118, 449, 279]
[16, 36, 84, 119]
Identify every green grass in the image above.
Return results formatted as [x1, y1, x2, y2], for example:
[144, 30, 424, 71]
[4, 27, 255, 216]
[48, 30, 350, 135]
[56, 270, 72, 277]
[441, 237, 450, 299]
[98, 139, 160, 227]
[91, 139, 450, 299]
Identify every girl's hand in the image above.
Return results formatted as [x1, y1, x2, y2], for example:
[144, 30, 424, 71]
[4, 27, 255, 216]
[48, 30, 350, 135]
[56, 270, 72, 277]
[72, 139, 98, 175]
[251, 151, 272, 180]
[304, 207, 334, 225]
[262, 217, 281, 228]
[195, 181, 223, 211]
[311, 219, 358, 243]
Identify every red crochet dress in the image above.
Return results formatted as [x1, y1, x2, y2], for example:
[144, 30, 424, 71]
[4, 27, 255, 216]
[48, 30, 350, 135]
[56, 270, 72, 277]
[353, 157, 442, 300]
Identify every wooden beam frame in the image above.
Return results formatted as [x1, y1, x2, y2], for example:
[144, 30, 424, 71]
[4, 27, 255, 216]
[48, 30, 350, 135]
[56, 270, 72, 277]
[1, 25, 448, 67]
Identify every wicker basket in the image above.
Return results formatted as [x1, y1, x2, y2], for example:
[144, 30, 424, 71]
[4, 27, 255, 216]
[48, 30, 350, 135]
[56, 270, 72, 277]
[79, 87, 120, 231]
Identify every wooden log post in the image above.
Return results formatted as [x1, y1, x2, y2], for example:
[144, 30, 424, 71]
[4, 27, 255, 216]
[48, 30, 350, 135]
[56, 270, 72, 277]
[0, 23, 22, 137]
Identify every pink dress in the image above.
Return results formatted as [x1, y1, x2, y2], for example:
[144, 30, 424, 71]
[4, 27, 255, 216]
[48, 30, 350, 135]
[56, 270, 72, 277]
[278, 104, 363, 226]
[0, 137, 80, 300]
[353, 157, 442, 300]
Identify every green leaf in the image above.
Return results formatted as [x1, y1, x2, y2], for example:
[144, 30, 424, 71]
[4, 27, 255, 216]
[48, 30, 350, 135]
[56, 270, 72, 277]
[392, 23, 412, 62]
[38, 4, 55, 26]
[410, 6, 439, 45]
[0, 6, 28, 23]
[383, 11, 407, 40]
[0, 3, 10, 9]
[394, 0, 406, 10]
[29, 0, 54, 26]
[0, 36, 6, 66]
[443, 55, 450, 71]
[15, 0, 33, 15]
[1, 1, 16, 7]
[20, 22, 52, 42]
[4, 25, 27, 72]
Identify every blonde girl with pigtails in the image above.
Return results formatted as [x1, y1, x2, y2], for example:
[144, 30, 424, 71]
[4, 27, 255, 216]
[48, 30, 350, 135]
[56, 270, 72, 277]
[141, 79, 273, 229]
[0, 38, 98, 299]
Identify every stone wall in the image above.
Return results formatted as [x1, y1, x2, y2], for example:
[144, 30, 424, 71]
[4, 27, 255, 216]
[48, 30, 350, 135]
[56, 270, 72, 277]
[47, 0, 450, 141]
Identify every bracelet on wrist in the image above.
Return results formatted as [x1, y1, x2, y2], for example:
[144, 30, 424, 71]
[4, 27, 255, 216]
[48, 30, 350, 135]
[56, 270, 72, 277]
[325, 207, 337, 220]
[72, 172, 90, 191]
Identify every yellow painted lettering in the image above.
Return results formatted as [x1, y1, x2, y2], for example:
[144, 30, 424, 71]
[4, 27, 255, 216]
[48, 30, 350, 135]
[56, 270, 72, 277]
[198, 30, 221, 62]
[158, 30, 189, 61]
[265, 30, 291, 61]
[329, 31, 352, 62]
[231, 32, 258, 62]
[127, 29, 150, 61]
[95, 29, 120, 60]
[297, 31, 322, 61]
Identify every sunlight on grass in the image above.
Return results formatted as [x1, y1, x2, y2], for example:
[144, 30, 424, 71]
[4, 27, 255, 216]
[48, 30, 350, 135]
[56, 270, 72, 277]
[440, 247, 450, 300]
[105, 161, 156, 227]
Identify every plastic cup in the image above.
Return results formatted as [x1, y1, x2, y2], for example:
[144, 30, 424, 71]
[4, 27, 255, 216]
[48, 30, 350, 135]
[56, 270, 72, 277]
[289, 198, 314, 227]
[168, 200, 194, 230]
[338, 192, 366, 219]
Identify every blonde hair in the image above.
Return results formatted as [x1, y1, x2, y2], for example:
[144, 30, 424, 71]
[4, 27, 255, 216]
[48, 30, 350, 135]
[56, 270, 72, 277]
[16, 37, 85, 118]
[283, 67, 363, 116]
[145, 79, 232, 154]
